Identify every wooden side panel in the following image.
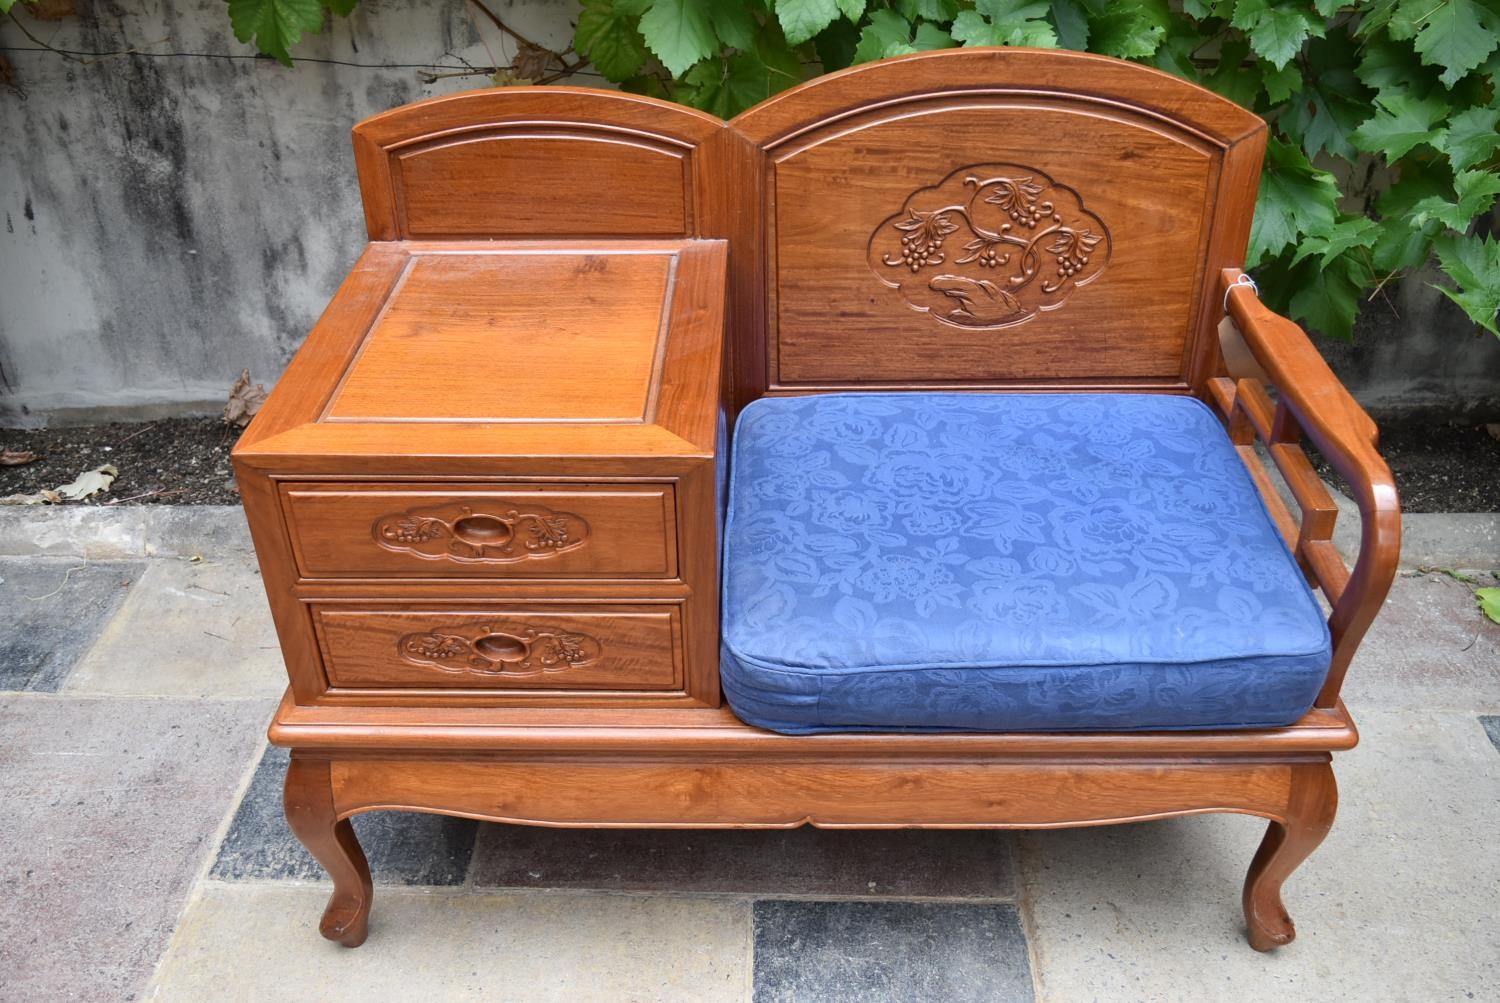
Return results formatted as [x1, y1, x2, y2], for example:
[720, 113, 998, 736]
[352, 87, 725, 241]
[395, 132, 691, 238]
[730, 49, 1266, 399]
[330, 757, 1302, 829]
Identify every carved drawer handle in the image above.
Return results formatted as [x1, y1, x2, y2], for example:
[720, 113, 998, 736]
[372, 502, 590, 563]
[398, 624, 603, 677]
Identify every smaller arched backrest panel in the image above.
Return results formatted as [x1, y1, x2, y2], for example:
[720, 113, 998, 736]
[352, 87, 726, 241]
[729, 49, 1267, 402]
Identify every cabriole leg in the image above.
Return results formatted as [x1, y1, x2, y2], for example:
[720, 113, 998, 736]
[284, 754, 373, 947]
[1242, 762, 1337, 951]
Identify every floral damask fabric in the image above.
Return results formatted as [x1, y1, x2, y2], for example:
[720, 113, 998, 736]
[720, 393, 1332, 734]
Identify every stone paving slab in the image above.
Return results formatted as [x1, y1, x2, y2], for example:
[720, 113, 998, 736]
[470, 824, 1017, 900]
[752, 900, 1034, 1003]
[213, 745, 479, 886]
[63, 556, 285, 699]
[0, 505, 251, 559]
[0, 557, 143, 691]
[1340, 573, 1500, 712]
[146, 885, 751, 1002]
[0, 694, 269, 1001]
[1018, 710, 1500, 1002]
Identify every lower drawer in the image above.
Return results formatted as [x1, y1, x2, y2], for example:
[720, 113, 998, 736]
[313, 605, 681, 691]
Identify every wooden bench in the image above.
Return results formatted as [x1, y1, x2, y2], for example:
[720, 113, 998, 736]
[234, 47, 1400, 952]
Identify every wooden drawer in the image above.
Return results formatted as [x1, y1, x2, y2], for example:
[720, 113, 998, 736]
[282, 483, 677, 580]
[313, 605, 682, 691]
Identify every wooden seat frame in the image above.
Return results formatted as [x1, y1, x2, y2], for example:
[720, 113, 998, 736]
[250, 49, 1401, 951]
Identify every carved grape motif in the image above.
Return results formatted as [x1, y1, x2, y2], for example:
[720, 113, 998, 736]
[868, 164, 1111, 329]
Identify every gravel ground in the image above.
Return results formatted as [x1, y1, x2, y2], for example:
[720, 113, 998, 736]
[1, 415, 1496, 512]
[1311, 420, 1500, 513]
[0, 419, 242, 505]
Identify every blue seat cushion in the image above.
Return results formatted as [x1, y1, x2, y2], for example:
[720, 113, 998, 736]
[720, 393, 1332, 735]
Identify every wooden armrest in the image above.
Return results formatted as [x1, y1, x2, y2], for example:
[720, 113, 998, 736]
[1219, 268, 1401, 706]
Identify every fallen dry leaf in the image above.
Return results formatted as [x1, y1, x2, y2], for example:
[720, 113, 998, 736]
[55, 464, 118, 501]
[511, 41, 553, 82]
[0, 449, 37, 466]
[1485, 423, 1499, 442]
[28, 0, 79, 20]
[0, 489, 61, 506]
[224, 369, 268, 428]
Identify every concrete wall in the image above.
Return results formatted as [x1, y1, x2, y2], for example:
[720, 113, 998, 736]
[2, 1, 1497, 425]
[0, 0, 581, 425]
[1318, 266, 1500, 421]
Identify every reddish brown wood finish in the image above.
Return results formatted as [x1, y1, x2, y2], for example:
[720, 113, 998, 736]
[236, 53, 1400, 953]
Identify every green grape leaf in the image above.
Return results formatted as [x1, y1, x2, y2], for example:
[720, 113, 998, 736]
[1088, 0, 1169, 59]
[1433, 232, 1500, 336]
[1351, 91, 1445, 160]
[640, 0, 718, 76]
[1355, 37, 1441, 99]
[836, 0, 868, 20]
[709, 2, 758, 49]
[1092, 0, 1170, 59]
[1369, 217, 1440, 272]
[854, 9, 916, 61]
[913, 21, 959, 49]
[950, 10, 996, 44]
[814, 15, 861, 69]
[951, 0, 1058, 47]
[1260, 60, 1303, 102]
[1291, 30, 1370, 160]
[1290, 215, 1381, 267]
[1204, 38, 1262, 107]
[1153, 24, 1201, 80]
[677, 57, 733, 117]
[1436, 106, 1500, 173]
[1288, 254, 1367, 340]
[576, 0, 650, 82]
[1292, 78, 1369, 159]
[0, 0, 18, 12]
[777, 0, 841, 46]
[1401, 0, 1500, 86]
[1231, 0, 1324, 69]
[1477, 587, 1500, 624]
[322, 0, 358, 16]
[1410, 169, 1500, 230]
[917, 0, 960, 17]
[1249, 137, 1339, 266]
[227, 0, 326, 66]
[1052, 0, 1090, 50]
[1312, 0, 1342, 15]
[620, 73, 670, 100]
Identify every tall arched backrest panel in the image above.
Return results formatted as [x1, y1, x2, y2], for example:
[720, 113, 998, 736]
[728, 49, 1266, 406]
[352, 88, 727, 241]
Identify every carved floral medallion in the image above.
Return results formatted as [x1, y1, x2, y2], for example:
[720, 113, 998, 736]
[372, 502, 589, 563]
[867, 164, 1111, 329]
[398, 624, 604, 677]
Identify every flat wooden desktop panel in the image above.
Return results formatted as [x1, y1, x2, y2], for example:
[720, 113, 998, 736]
[766, 102, 1215, 387]
[325, 251, 674, 423]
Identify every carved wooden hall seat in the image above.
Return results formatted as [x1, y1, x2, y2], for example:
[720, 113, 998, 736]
[232, 47, 1401, 952]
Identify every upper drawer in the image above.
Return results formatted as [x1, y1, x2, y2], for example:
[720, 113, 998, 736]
[281, 483, 677, 580]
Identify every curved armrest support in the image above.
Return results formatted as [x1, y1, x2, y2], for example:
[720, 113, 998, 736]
[1219, 268, 1401, 706]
